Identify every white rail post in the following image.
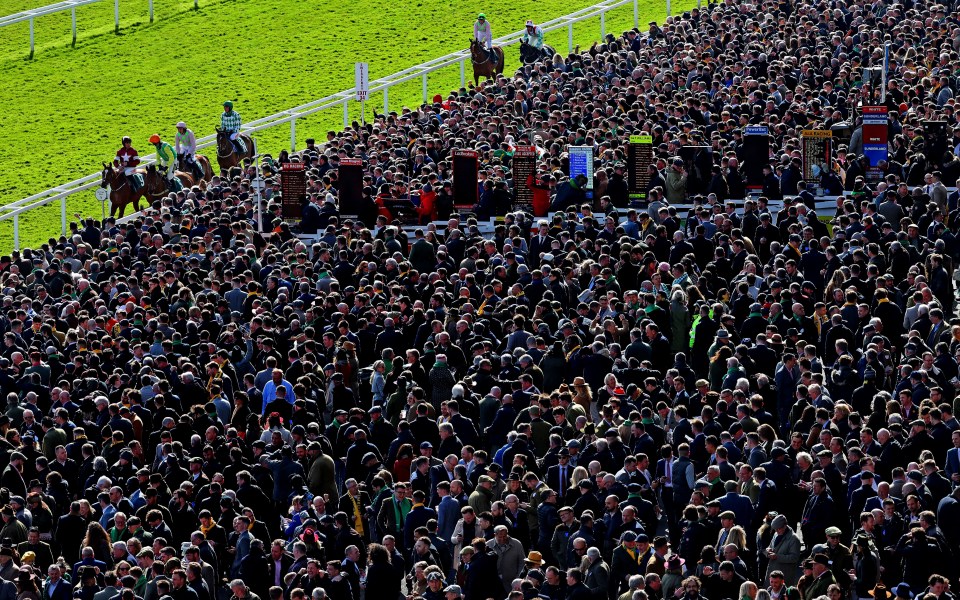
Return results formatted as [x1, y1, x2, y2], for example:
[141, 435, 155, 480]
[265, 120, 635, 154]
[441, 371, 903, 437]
[666, 0, 671, 17]
[13, 215, 19, 251]
[383, 86, 389, 114]
[28, 18, 34, 59]
[114, 0, 119, 32]
[61, 197, 67, 235]
[71, 8, 77, 46]
[343, 101, 348, 127]
[634, 0, 639, 28]
[568, 23, 573, 52]
[290, 118, 296, 151]
[460, 58, 465, 88]
[422, 73, 428, 103]
[149, 0, 153, 22]
[600, 9, 606, 38]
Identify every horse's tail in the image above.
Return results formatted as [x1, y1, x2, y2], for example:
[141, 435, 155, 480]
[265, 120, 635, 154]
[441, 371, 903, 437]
[496, 47, 505, 74]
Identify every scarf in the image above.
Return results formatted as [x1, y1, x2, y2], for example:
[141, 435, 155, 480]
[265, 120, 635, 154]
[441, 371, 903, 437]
[200, 520, 215, 537]
[349, 493, 365, 536]
[392, 497, 411, 528]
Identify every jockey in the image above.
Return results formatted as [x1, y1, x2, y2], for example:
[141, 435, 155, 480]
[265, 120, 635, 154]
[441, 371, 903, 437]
[522, 20, 544, 50]
[115, 136, 141, 190]
[221, 101, 244, 154]
[474, 13, 497, 65]
[149, 134, 177, 182]
[175, 121, 204, 181]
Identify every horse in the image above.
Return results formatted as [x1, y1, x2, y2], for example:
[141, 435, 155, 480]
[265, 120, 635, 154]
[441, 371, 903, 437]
[215, 127, 255, 172]
[179, 153, 214, 183]
[519, 40, 556, 65]
[143, 164, 195, 201]
[99, 163, 147, 218]
[470, 38, 504, 86]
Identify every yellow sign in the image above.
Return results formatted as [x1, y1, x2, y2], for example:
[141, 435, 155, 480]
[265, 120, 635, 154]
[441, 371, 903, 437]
[801, 129, 833, 139]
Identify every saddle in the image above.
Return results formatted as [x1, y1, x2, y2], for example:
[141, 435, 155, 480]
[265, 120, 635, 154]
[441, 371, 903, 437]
[234, 137, 247, 155]
[129, 173, 145, 191]
[166, 177, 183, 193]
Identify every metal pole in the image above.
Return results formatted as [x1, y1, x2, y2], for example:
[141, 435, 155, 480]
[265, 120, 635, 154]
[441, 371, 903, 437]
[697, 0, 701, 8]
[71, 8, 76, 46]
[13, 216, 19, 251]
[114, 0, 119, 32]
[384, 86, 389, 114]
[195, 0, 198, 8]
[422, 73, 428, 104]
[343, 101, 349, 128]
[290, 119, 296, 151]
[61, 197, 67, 236]
[568, 23, 573, 53]
[601, 10, 606, 38]
[666, 0, 671, 17]
[29, 18, 34, 59]
[256, 188, 263, 232]
[361, 100, 365, 126]
[255, 156, 263, 233]
[149, 0, 153, 22]
[633, 0, 638, 28]
[460, 59, 465, 88]
[881, 43, 890, 104]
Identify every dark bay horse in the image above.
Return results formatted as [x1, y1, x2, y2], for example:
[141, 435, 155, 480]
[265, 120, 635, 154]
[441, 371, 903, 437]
[470, 38, 504, 86]
[215, 127, 255, 172]
[179, 154, 214, 183]
[520, 40, 556, 65]
[143, 165, 196, 201]
[99, 163, 146, 218]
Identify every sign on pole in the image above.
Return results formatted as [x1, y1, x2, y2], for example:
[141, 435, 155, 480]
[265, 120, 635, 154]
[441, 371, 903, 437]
[743, 126, 770, 190]
[862, 106, 888, 183]
[800, 129, 832, 192]
[568, 146, 594, 199]
[355, 63, 369, 101]
[452, 149, 479, 210]
[338, 158, 364, 211]
[280, 162, 307, 219]
[512, 146, 537, 214]
[627, 134, 653, 203]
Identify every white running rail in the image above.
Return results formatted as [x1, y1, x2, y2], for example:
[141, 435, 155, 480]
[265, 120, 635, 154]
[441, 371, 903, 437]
[1, 0, 647, 249]
[0, 0, 100, 57]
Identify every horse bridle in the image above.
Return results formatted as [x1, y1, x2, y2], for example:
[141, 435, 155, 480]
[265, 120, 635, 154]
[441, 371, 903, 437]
[104, 168, 127, 192]
[470, 43, 493, 65]
[217, 134, 237, 159]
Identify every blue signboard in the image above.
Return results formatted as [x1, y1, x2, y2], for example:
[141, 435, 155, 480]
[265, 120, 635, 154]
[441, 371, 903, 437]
[568, 146, 594, 199]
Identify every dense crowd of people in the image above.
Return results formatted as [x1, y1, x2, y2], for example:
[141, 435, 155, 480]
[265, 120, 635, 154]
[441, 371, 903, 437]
[3, 2, 960, 600]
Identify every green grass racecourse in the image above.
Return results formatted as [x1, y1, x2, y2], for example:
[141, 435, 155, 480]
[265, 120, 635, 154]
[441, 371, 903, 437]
[0, 0, 695, 250]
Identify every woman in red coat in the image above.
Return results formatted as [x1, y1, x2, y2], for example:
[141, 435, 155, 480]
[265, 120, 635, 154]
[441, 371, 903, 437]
[416, 181, 437, 224]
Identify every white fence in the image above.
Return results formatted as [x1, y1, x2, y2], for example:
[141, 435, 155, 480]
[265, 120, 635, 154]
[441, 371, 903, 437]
[1, 0, 646, 250]
[0, 0, 99, 57]
[0, 0, 199, 58]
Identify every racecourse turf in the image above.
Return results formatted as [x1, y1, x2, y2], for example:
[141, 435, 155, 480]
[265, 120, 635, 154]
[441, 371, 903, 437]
[0, 0, 695, 250]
